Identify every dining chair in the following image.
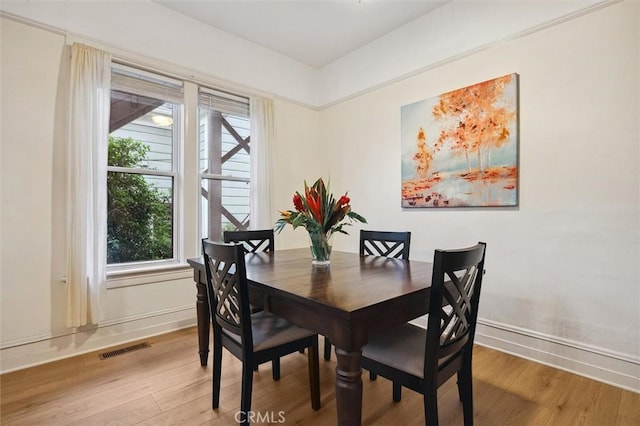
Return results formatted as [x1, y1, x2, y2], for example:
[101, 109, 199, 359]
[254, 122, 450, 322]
[323, 229, 412, 361]
[224, 229, 274, 313]
[223, 229, 274, 253]
[224, 229, 296, 364]
[202, 239, 321, 425]
[360, 242, 487, 426]
[360, 229, 412, 259]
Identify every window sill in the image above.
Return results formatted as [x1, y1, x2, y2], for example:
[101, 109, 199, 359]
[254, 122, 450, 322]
[106, 263, 193, 289]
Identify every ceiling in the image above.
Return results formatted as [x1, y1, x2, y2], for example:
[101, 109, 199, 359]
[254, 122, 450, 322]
[155, 0, 449, 68]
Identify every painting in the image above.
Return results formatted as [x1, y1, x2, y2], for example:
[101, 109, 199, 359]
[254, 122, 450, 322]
[401, 73, 519, 208]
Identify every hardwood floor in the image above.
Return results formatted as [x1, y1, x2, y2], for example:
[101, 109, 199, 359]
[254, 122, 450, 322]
[1, 327, 638, 425]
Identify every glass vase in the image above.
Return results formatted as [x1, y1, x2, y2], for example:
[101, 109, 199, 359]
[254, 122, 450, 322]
[308, 230, 332, 266]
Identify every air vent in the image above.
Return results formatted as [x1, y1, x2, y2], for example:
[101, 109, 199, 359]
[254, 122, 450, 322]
[99, 342, 150, 360]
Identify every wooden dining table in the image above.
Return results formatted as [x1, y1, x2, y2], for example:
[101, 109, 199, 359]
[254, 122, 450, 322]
[187, 248, 433, 426]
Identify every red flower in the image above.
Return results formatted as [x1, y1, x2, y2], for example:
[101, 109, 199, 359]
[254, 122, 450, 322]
[275, 178, 366, 236]
[293, 193, 304, 212]
[305, 188, 323, 223]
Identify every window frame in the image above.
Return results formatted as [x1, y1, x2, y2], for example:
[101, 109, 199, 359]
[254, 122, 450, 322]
[198, 88, 251, 243]
[106, 63, 184, 274]
[101, 59, 255, 283]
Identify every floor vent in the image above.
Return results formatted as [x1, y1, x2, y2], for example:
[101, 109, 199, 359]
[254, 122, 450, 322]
[99, 342, 151, 360]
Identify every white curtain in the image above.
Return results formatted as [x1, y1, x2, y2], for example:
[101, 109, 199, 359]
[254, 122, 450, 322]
[249, 96, 274, 229]
[66, 43, 111, 327]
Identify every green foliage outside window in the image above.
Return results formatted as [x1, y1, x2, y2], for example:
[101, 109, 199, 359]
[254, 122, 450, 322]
[107, 136, 173, 264]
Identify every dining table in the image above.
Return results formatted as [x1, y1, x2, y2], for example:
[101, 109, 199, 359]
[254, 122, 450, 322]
[187, 248, 433, 426]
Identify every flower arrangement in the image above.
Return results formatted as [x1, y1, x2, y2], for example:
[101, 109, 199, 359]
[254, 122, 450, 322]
[275, 178, 367, 265]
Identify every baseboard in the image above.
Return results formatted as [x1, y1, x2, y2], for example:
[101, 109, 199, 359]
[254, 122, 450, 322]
[0, 307, 197, 374]
[475, 319, 640, 393]
[3, 312, 638, 393]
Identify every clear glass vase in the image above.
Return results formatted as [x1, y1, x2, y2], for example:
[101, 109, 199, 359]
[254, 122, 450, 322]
[308, 230, 332, 266]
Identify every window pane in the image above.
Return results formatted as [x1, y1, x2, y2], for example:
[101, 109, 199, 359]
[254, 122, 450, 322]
[200, 179, 250, 240]
[199, 110, 250, 176]
[107, 172, 174, 264]
[110, 93, 174, 172]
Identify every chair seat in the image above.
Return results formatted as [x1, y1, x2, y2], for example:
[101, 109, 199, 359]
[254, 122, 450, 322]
[225, 311, 316, 352]
[363, 323, 458, 379]
[363, 323, 426, 378]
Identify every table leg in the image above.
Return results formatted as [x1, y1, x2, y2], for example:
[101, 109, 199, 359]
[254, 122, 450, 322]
[195, 280, 210, 366]
[334, 347, 363, 426]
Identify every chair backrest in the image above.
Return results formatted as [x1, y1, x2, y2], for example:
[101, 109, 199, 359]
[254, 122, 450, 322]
[224, 229, 275, 253]
[360, 230, 411, 259]
[202, 239, 252, 345]
[425, 242, 486, 376]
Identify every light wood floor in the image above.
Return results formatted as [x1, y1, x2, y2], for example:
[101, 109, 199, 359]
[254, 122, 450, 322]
[1, 327, 638, 425]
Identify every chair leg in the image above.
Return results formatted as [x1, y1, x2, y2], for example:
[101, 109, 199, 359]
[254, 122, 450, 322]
[307, 337, 321, 410]
[424, 387, 438, 426]
[457, 366, 474, 426]
[240, 362, 254, 426]
[212, 331, 223, 409]
[323, 337, 331, 361]
[272, 357, 281, 381]
[369, 371, 377, 381]
[393, 382, 402, 402]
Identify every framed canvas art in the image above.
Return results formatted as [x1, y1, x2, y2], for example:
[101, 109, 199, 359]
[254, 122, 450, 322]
[401, 73, 519, 208]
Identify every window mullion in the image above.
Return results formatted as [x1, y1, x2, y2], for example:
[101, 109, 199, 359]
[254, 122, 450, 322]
[200, 173, 249, 183]
[108, 166, 175, 177]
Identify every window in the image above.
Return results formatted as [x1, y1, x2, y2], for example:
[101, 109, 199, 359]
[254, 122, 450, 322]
[199, 88, 251, 241]
[108, 65, 183, 266]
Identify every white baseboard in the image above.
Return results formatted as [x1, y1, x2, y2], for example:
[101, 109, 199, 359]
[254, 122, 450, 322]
[3, 312, 638, 394]
[475, 319, 640, 393]
[0, 307, 197, 374]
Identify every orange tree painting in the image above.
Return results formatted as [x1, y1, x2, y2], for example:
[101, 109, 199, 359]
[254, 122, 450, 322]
[401, 73, 518, 207]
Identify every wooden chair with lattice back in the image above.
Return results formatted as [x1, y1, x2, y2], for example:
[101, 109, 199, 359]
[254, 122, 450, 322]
[224, 229, 273, 313]
[202, 239, 321, 425]
[323, 229, 412, 361]
[223, 229, 274, 253]
[360, 242, 487, 426]
[224, 229, 291, 364]
[360, 229, 412, 259]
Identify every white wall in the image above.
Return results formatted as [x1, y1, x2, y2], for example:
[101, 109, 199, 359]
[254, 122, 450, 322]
[1, 17, 67, 346]
[0, 15, 322, 372]
[319, 1, 639, 390]
[270, 100, 327, 249]
[0, 18, 200, 370]
[1, 0, 638, 392]
[0, 0, 319, 106]
[317, 0, 615, 106]
[0, 0, 617, 109]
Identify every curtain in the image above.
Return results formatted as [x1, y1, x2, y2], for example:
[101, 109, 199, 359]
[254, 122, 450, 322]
[66, 43, 111, 327]
[249, 96, 274, 229]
